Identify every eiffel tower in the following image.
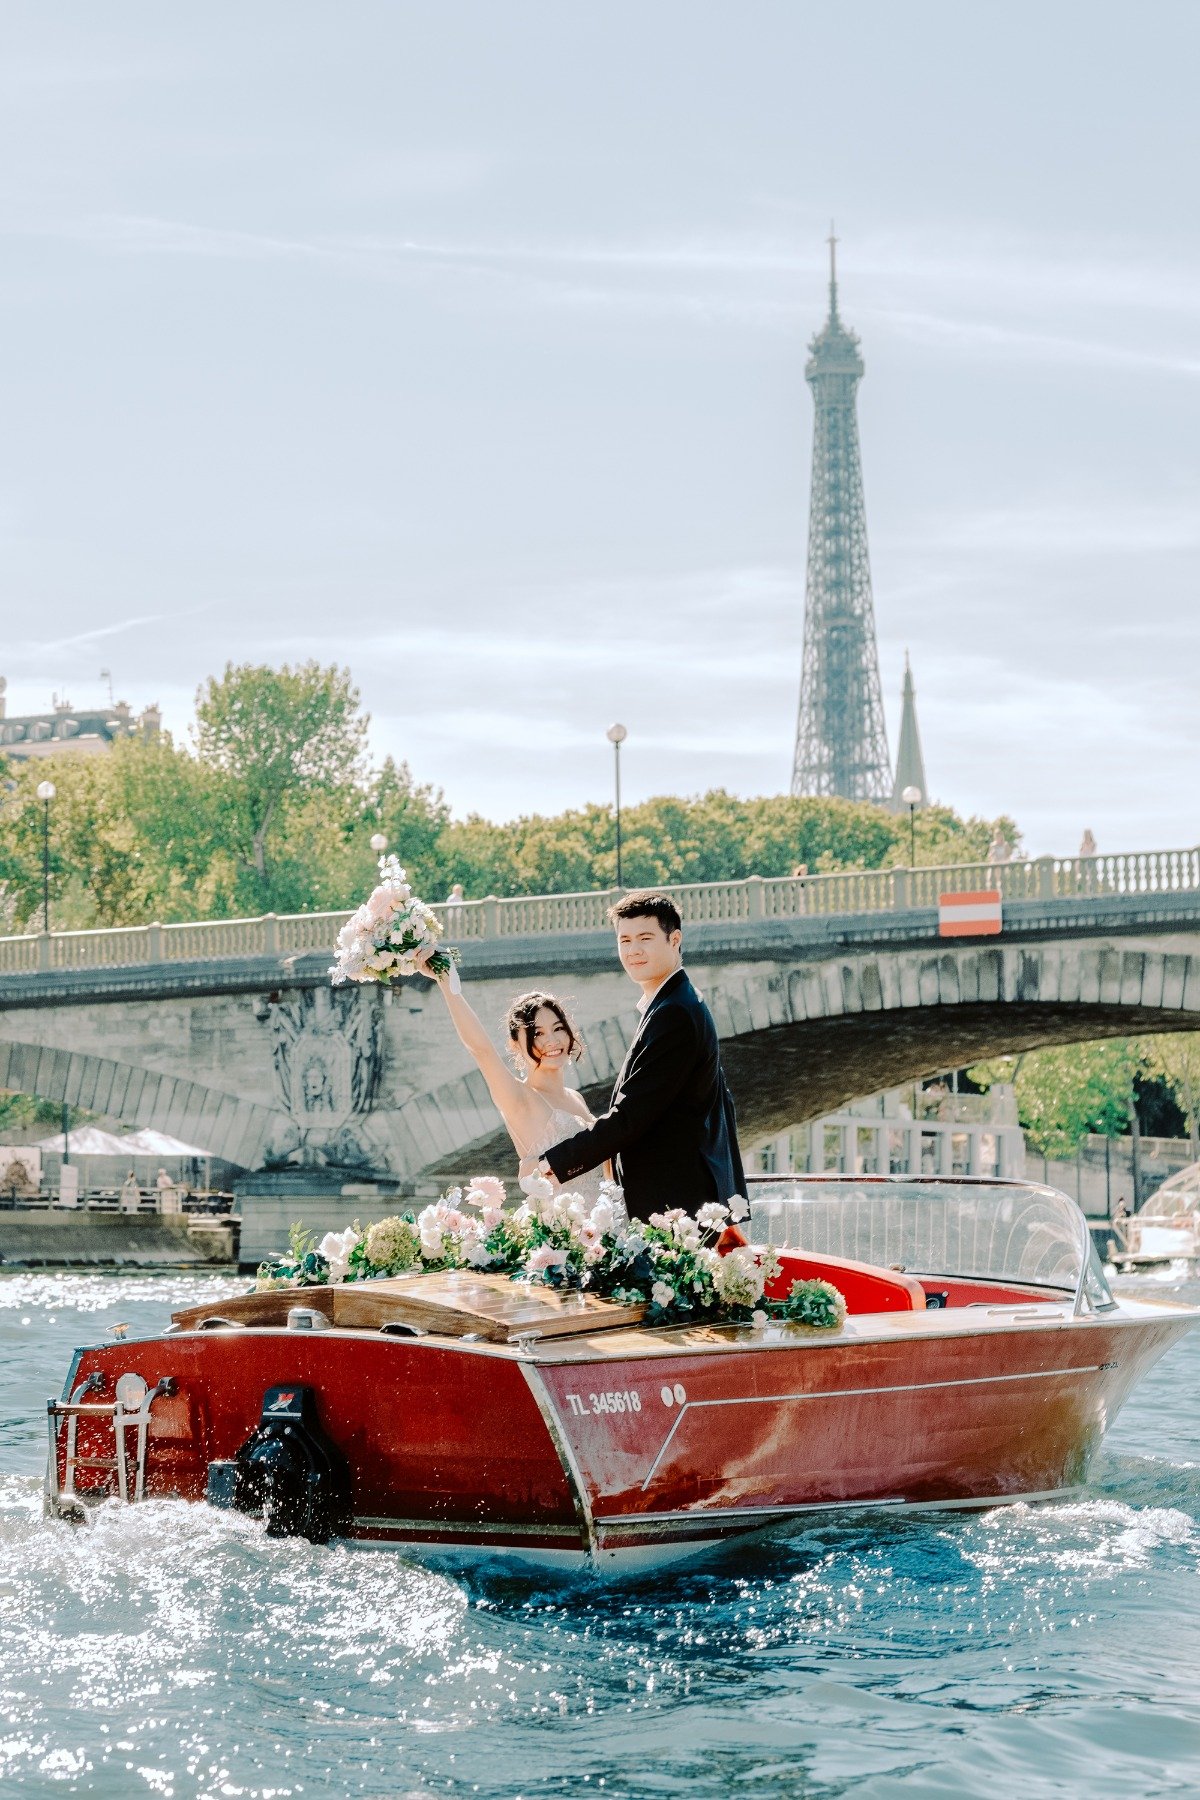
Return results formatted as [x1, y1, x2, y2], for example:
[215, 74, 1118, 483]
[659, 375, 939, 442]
[790, 231, 892, 802]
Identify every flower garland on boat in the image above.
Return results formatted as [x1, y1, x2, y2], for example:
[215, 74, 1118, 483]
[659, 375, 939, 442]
[330, 854, 459, 986]
[256, 1178, 846, 1331]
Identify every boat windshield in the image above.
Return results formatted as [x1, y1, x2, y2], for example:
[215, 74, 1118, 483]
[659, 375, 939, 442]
[748, 1177, 1115, 1315]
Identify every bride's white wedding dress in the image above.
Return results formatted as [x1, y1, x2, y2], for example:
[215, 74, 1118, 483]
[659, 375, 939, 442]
[518, 1093, 605, 1205]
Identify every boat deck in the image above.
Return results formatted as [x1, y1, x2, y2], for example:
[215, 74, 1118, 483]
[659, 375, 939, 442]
[167, 1283, 1200, 1366]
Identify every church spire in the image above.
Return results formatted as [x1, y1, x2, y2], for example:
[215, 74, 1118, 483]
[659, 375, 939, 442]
[890, 653, 929, 810]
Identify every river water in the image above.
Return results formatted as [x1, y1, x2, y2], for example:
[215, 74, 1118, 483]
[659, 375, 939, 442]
[3, 1270, 1200, 1799]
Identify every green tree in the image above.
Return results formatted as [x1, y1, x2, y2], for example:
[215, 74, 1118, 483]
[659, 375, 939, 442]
[433, 789, 1017, 900]
[369, 758, 452, 895]
[0, 692, 1026, 930]
[193, 662, 369, 902]
[1144, 1035, 1200, 1159]
[260, 760, 451, 917]
[0, 1092, 69, 1135]
[890, 804, 1020, 869]
[0, 738, 238, 930]
[970, 1040, 1149, 1158]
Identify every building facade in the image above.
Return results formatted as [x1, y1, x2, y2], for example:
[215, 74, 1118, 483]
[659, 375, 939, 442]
[0, 678, 160, 762]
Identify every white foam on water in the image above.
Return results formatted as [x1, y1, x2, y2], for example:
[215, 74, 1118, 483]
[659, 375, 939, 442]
[961, 1495, 1198, 1576]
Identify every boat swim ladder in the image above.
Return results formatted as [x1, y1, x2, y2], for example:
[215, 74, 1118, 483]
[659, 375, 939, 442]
[45, 1371, 176, 1519]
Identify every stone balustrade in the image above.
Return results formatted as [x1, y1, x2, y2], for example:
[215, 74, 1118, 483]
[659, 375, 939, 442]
[0, 846, 1197, 977]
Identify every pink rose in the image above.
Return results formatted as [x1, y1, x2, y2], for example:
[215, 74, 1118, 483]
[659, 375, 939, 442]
[527, 1245, 567, 1275]
[366, 885, 395, 926]
[466, 1176, 506, 1209]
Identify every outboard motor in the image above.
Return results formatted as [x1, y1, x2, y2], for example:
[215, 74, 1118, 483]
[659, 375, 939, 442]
[208, 1385, 352, 1544]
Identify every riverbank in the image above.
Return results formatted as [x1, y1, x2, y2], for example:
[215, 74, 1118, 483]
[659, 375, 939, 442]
[0, 1209, 238, 1268]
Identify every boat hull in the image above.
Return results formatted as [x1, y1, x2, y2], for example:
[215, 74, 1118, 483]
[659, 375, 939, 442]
[51, 1300, 1194, 1567]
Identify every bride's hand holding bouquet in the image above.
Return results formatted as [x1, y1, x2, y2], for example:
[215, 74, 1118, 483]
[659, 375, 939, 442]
[330, 855, 459, 989]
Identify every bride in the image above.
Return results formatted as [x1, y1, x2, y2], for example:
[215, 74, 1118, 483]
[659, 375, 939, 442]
[414, 949, 606, 1201]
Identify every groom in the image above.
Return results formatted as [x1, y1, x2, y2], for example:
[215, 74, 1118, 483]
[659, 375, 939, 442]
[532, 892, 746, 1222]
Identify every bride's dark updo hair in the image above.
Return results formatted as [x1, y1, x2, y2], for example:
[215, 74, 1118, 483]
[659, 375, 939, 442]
[506, 991, 585, 1065]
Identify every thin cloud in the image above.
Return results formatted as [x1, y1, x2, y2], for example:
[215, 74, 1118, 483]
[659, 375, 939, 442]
[15, 613, 177, 658]
[26, 214, 1200, 383]
[876, 306, 1200, 379]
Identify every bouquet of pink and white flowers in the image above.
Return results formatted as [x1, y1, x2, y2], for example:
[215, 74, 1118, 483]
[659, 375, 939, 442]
[330, 854, 459, 988]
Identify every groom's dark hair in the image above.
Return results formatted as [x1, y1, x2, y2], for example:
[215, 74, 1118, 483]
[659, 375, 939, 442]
[608, 891, 682, 936]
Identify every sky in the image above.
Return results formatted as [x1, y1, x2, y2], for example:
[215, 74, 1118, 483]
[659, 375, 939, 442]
[1, 2, 1197, 856]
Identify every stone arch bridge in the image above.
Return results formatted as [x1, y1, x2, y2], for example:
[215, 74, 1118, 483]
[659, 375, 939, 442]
[1, 852, 1197, 1181]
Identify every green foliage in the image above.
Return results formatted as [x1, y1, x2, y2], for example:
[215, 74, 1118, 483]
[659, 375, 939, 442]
[435, 791, 1012, 899]
[193, 661, 369, 900]
[773, 1278, 848, 1330]
[970, 1040, 1149, 1158]
[0, 662, 1020, 932]
[886, 804, 1020, 870]
[0, 1092, 66, 1133]
[972, 1034, 1200, 1158]
[0, 737, 242, 929]
[287, 1221, 320, 1262]
[1143, 1036, 1200, 1152]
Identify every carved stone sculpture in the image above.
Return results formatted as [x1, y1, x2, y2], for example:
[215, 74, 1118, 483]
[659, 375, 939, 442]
[258, 987, 389, 1173]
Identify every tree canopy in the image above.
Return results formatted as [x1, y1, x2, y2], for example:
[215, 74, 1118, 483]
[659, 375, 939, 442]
[0, 663, 1020, 934]
[969, 1037, 1199, 1159]
[193, 661, 370, 898]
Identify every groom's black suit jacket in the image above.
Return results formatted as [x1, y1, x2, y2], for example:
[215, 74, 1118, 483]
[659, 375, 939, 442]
[542, 969, 746, 1222]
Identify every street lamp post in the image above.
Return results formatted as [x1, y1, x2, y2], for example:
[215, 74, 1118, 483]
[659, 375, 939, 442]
[900, 784, 922, 867]
[35, 780, 56, 932]
[606, 724, 627, 889]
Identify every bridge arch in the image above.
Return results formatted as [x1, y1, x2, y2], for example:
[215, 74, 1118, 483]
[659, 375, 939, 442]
[0, 1038, 281, 1169]
[407, 937, 1200, 1177]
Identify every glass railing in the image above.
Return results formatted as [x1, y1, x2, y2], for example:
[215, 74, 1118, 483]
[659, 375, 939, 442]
[748, 1175, 1115, 1315]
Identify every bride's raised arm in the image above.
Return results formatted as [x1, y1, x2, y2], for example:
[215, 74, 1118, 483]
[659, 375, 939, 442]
[413, 947, 538, 1151]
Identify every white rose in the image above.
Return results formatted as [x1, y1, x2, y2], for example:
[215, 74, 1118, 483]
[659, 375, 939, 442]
[317, 1226, 360, 1282]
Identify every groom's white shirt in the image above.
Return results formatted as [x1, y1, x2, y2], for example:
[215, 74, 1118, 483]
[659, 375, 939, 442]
[623, 966, 687, 1066]
[635, 965, 685, 1016]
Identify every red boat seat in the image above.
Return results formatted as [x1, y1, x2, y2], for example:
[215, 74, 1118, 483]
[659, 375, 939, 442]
[765, 1251, 927, 1315]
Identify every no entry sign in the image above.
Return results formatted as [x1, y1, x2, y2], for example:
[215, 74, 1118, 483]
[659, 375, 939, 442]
[938, 890, 1003, 937]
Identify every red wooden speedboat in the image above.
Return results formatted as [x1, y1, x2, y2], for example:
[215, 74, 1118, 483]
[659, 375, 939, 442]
[45, 1176, 1200, 1568]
